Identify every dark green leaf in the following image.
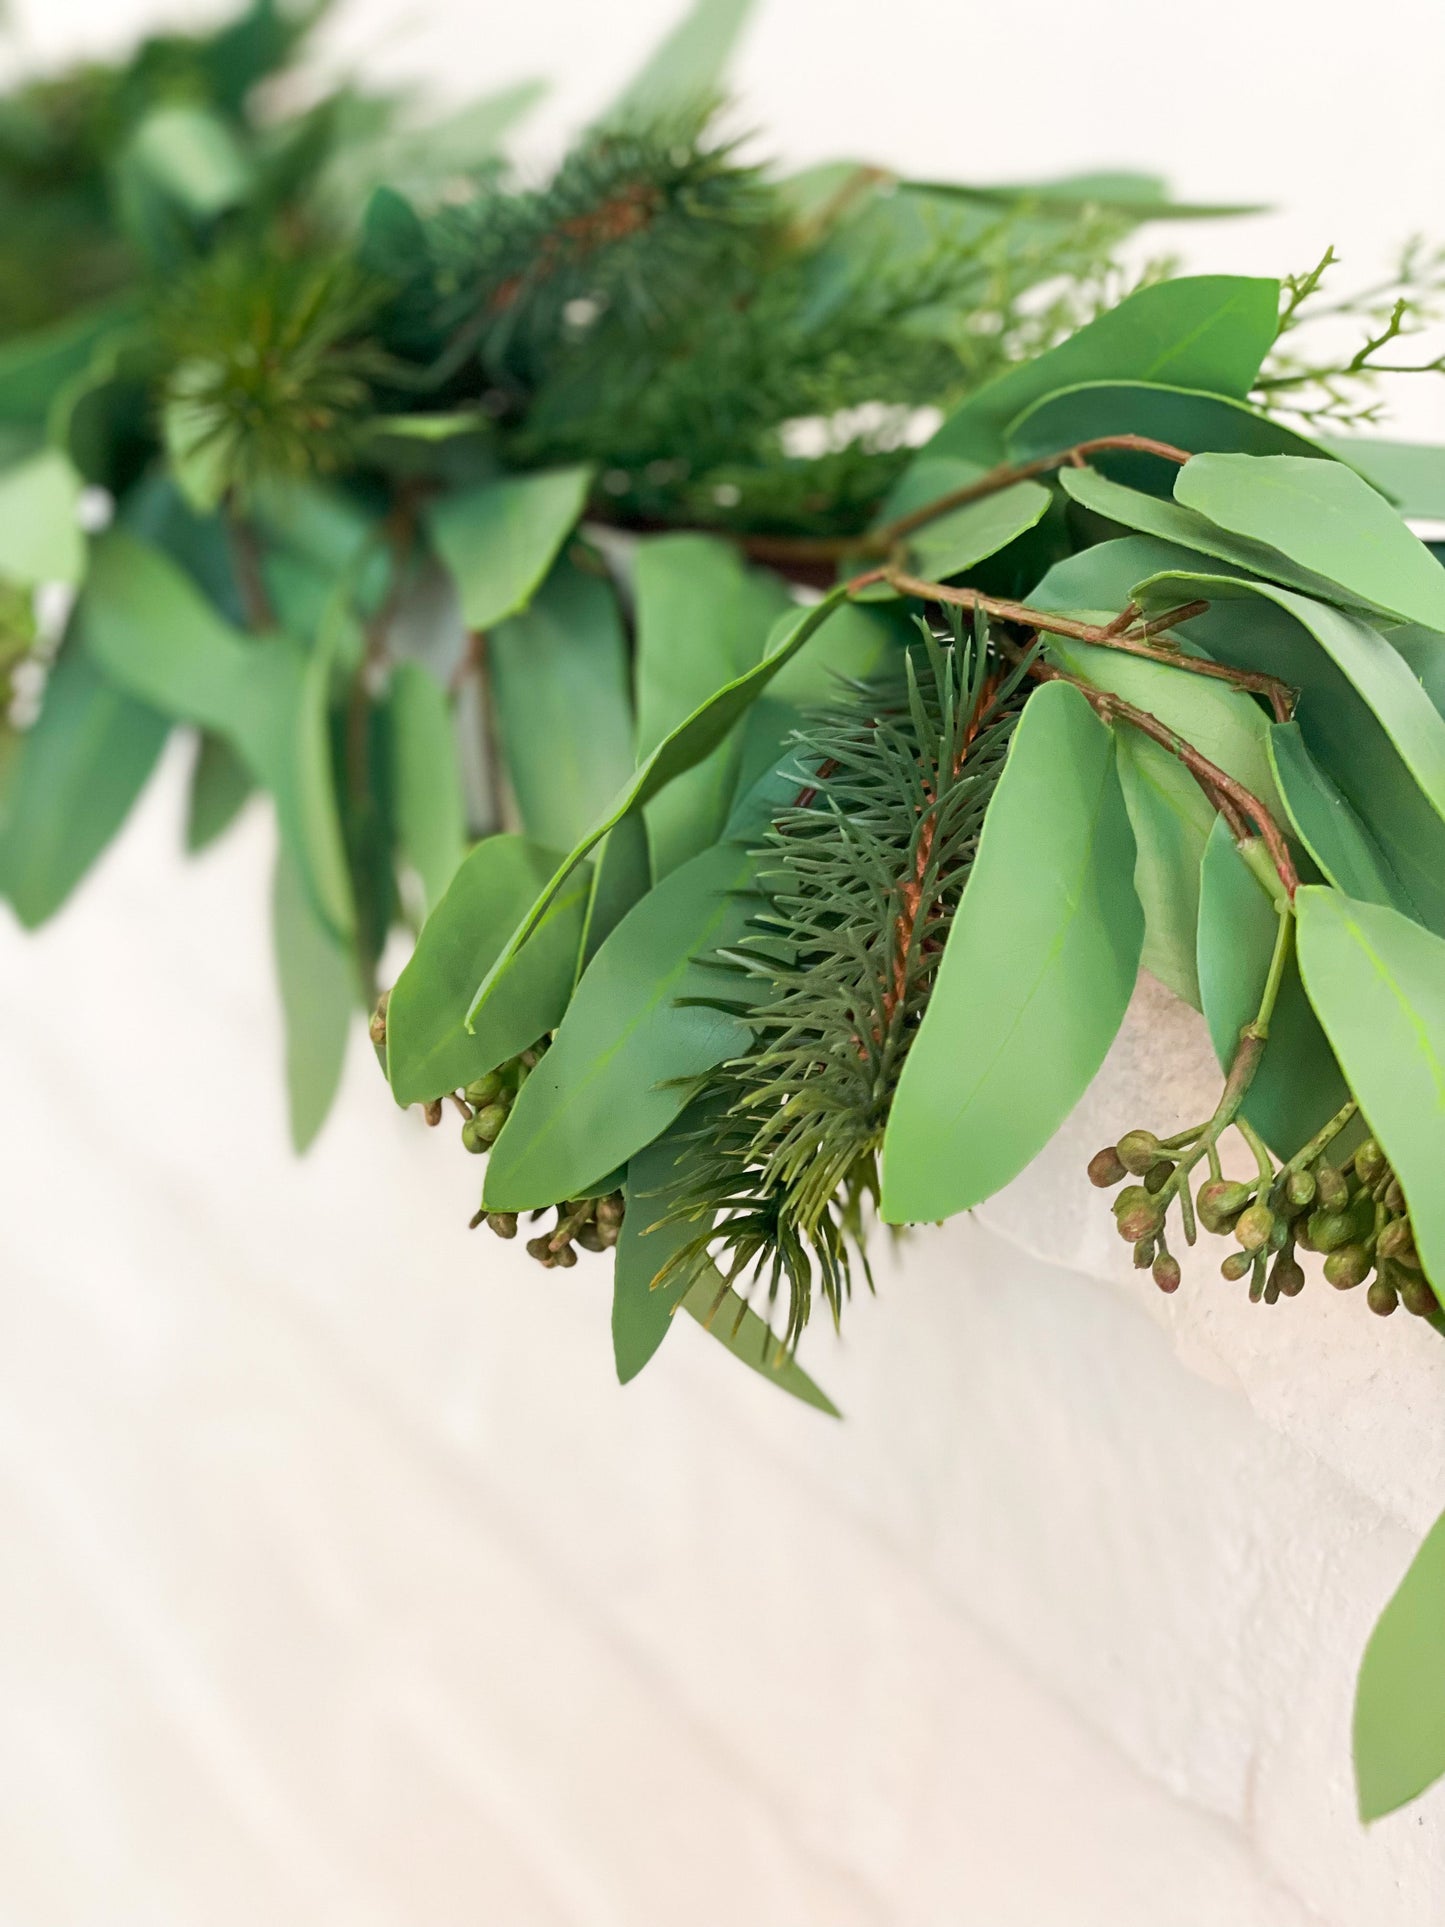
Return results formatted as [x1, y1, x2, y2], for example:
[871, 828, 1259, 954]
[483, 838, 761, 1211]
[881, 679, 1142, 1222]
[386, 833, 589, 1107]
[1268, 723, 1415, 916]
[679, 1272, 840, 1416]
[0, 646, 167, 927]
[490, 556, 635, 851]
[1355, 1509, 1445, 1821]
[388, 662, 466, 915]
[633, 533, 791, 878]
[273, 845, 355, 1154]
[1295, 886, 1445, 1291]
[425, 466, 592, 631]
[1175, 453, 1445, 633]
[613, 1116, 705, 1383]
[1196, 820, 1355, 1159]
[0, 299, 138, 429]
[1008, 381, 1329, 487]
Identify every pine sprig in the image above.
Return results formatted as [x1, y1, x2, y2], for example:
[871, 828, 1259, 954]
[656, 613, 1031, 1344]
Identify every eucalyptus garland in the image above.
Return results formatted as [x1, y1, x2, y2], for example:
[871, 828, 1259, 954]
[7, 0, 1445, 1830]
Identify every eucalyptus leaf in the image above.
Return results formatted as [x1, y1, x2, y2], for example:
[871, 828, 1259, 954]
[1175, 453, 1445, 633]
[1196, 819, 1355, 1159]
[426, 465, 592, 631]
[386, 833, 589, 1107]
[124, 103, 251, 219]
[895, 479, 1052, 585]
[1267, 723, 1416, 916]
[1322, 437, 1445, 523]
[0, 449, 84, 586]
[482, 838, 761, 1211]
[185, 732, 254, 853]
[465, 584, 852, 1032]
[0, 645, 167, 928]
[613, 1115, 708, 1383]
[1355, 1509, 1445, 1821]
[881, 679, 1142, 1222]
[908, 172, 1263, 221]
[387, 662, 466, 915]
[0, 298, 139, 428]
[1114, 733, 1215, 1008]
[273, 844, 355, 1153]
[633, 533, 791, 878]
[604, 0, 754, 121]
[491, 557, 636, 852]
[679, 1271, 840, 1417]
[1295, 887, 1445, 1293]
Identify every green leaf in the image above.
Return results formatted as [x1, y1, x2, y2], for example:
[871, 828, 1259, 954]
[1196, 820, 1355, 1159]
[613, 1116, 705, 1383]
[273, 845, 355, 1154]
[1355, 1509, 1445, 1820]
[387, 662, 465, 915]
[1322, 436, 1445, 522]
[1295, 886, 1445, 1292]
[0, 298, 139, 428]
[604, 0, 754, 120]
[1175, 453, 1445, 633]
[0, 449, 83, 585]
[679, 1272, 840, 1416]
[1267, 723, 1416, 916]
[82, 531, 354, 939]
[186, 732, 254, 853]
[1008, 381, 1329, 482]
[577, 811, 652, 968]
[124, 104, 251, 219]
[425, 466, 592, 631]
[483, 838, 761, 1211]
[386, 833, 589, 1107]
[633, 534, 791, 878]
[490, 557, 635, 851]
[923, 275, 1280, 465]
[907, 172, 1263, 221]
[466, 584, 853, 1032]
[1114, 734, 1214, 1009]
[0, 646, 167, 927]
[1133, 572, 1445, 934]
[892, 480, 1052, 586]
[881, 679, 1143, 1222]
[1028, 532, 1205, 613]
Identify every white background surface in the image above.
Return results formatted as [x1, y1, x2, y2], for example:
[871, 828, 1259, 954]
[5, 2, 1445, 1922]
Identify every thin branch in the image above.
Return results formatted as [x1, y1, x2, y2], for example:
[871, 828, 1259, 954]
[225, 501, 276, 631]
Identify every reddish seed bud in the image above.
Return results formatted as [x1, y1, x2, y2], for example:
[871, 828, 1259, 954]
[1088, 1146, 1128, 1188]
[1399, 1272, 1438, 1319]
[1153, 1252, 1182, 1294]
[1221, 1251, 1252, 1282]
[1270, 1253, 1306, 1298]
[1367, 1277, 1399, 1317]
[1234, 1202, 1276, 1252]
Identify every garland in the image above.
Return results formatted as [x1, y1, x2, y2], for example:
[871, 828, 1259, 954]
[6, 0, 1445, 1830]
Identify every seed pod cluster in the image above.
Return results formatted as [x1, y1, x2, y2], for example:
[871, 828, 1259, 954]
[1087, 1120, 1436, 1320]
[470, 1191, 627, 1269]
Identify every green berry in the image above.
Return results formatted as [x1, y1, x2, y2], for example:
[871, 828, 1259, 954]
[1315, 1164, 1349, 1211]
[1221, 1251, 1252, 1282]
[461, 1114, 488, 1153]
[1377, 1218, 1420, 1269]
[1114, 1185, 1163, 1243]
[1116, 1129, 1162, 1177]
[1367, 1276, 1399, 1317]
[1234, 1202, 1276, 1252]
[474, 1102, 510, 1145]
[1286, 1167, 1316, 1210]
[465, 1072, 503, 1104]
[1324, 1243, 1372, 1290]
[1399, 1272, 1438, 1318]
[1144, 1158, 1175, 1195]
[1270, 1253, 1306, 1298]
[1355, 1138, 1388, 1186]
[1132, 1237, 1156, 1270]
[1306, 1208, 1354, 1253]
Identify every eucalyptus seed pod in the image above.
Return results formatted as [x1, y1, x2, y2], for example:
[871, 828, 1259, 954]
[1132, 1237, 1157, 1270]
[1221, 1251, 1253, 1282]
[474, 1101, 510, 1146]
[1307, 1208, 1355, 1253]
[1367, 1276, 1400, 1317]
[1234, 1202, 1276, 1253]
[423, 1098, 444, 1127]
[466, 1071, 503, 1104]
[1270, 1252, 1306, 1298]
[1286, 1166, 1316, 1210]
[1114, 1185, 1164, 1244]
[1152, 1252, 1182, 1294]
[368, 990, 389, 1049]
[1088, 1146, 1128, 1188]
[526, 1235, 553, 1265]
[1197, 1178, 1251, 1234]
[461, 1114, 488, 1153]
[553, 1242, 578, 1269]
[1324, 1243, 1372, 1290]
[1386, 1177, 1407, 1214]
[486, 1211, 519, 1240]
[1377, 1218, 1420, 1269]
[1399, 1271, 1438, 1319]
[1116, 1129, 1163, 1177]
[576, 1223, 607, 1253]
[1354, 1139, 1388, 1186]
[595, 1193, 625, 1230]
[1144, 1158, 1175, 1195]
[1315, 1164, 1349, 1211]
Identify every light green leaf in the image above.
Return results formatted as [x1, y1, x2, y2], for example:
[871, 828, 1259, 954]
[0, 645, 167, 927]
[1028, 532, 1206, 613]
[1355, 1509, 1445, 1820]
[680, 1271, 840, 1416]
[1114, 733, 1214, 1008]
[426, 465, 592, 631]
[1133, 571, 1445, 933]
[1322, 436, 1445, 522]
[1268, 723, 1416, 916]
[386, 833, 589, 1107]
[613, 1115, 706, 1384]
[634, 534, 791, 878]
[604, 0, 754, 120]
[1175, 453, 1445, 633]
[0, 449, 84, 585]
[908, 171, 1262, 221]
[125, 104, 251, 218]
[923, 275, 1280, 465]
[388, 662, 465, 915]
[887, 479, 1051, 587]
[186, 732, 254, 853]
[483, 838, 760, 1211]
[577, 811, 652, 969]
[162, 380, 231, 514]
[466, 584, 852, 1031]
[1196, 819, 1355, 1159]
[491, 557, 635, 851]
[881, 680, 1142, 1222]
[273, 845, 355, 1154]
[1295, 886, 1445, 1292]
[0, 299, 138, 428]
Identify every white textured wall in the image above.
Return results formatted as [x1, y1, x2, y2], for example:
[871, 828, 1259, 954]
[6, 0, 1445, 1919]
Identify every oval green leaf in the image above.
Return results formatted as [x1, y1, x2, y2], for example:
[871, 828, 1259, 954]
[426, 465, 592, 631]
[1355, 1509, 1445, 1821]
[273, 845, 355, 1153]
[387, 661, 466, 916]
[1267, 722, 1416, 917]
